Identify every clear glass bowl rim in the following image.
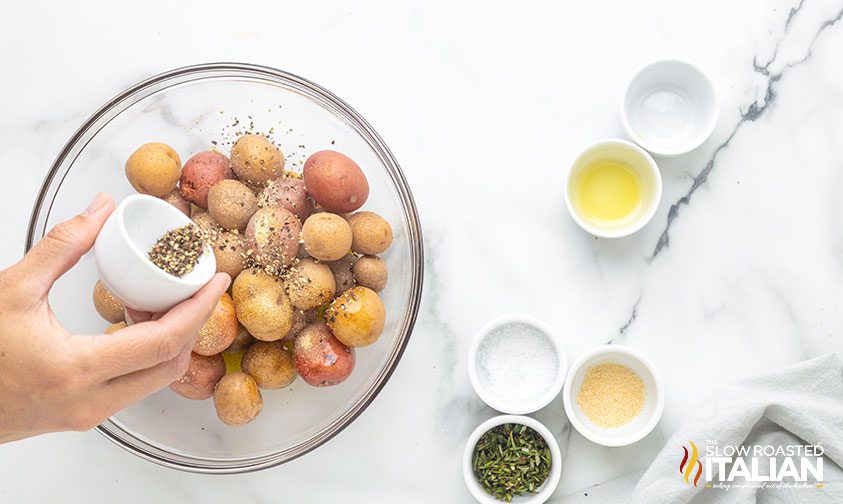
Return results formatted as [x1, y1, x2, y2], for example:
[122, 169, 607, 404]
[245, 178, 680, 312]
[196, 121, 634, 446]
[25, 62, 424, 474]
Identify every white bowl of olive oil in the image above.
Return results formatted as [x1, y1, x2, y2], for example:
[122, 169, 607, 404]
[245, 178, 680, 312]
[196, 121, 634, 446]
[564, 139, 662, 238]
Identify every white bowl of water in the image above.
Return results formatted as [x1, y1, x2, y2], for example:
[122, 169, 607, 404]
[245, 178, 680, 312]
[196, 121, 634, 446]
[621, 58, 718, 157]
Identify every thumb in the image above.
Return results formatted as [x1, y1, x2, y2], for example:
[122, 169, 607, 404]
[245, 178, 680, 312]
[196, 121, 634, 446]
[18, 192, 114, 297]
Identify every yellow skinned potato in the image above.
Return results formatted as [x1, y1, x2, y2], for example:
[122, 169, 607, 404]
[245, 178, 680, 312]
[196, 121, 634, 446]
[125, 142, 181, 197]
[301, 213, 352, 261]
[213, 231, 247, 280]
[285, 258, 336, 310]
[225, 323, 255, 352]
[232, 268, 294, 341]
[105, 322, 127, 334]
[208, 179, 258, 231]
[230, 134, 285, 185]
[347, 211, 393, 255]
[326, 286, 386, 347]
[93, 280, 124, 323]
[241, 340, 297, 389]
[213, 372, 263, 425]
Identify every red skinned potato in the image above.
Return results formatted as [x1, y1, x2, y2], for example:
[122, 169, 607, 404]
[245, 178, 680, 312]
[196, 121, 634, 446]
[258, 177, 313, 220]
[161, 190, 191, 216]
[293, 323, 355, 387]
[179, 151, 233, 208]
[245, 207, 302, 270]
[303, 150, 369, 213]
[170, 353, 226, 400]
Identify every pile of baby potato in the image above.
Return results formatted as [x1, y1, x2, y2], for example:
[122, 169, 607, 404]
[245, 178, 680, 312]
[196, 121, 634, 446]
[91, 132, 394, 426]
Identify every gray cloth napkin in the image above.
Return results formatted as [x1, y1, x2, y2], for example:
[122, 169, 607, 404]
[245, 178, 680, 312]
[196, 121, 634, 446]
[560, 354, 843, 504]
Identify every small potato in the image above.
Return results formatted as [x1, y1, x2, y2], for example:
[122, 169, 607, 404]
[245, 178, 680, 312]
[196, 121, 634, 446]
[301, 213, 352, 261]
[208, 179, 258, 231]
[226, 323, 255, 352]
[161, 190, 190, 216]
[213, 372, 263, 425]
[328, 254, 357, 294]
[285, 258, 336, 310]
[347, 211, 393, 255]
[193, 293, 238, 356]
[170, 353, 226, 400]
[92, 281, 124, 323]
[104, 322, 127, 334]
[125, 142, 181, 197]
[192, 211, 220, 236]
[232, 268, 294, 341]
[213, 231, 247, 280]
[245, 207, 301, 270]
[179, 151, 233, 208]
[326, 286, 386, 347]
[285, 308, 313, 341]
[293, 323, 355, 387]
[230, 134, 285, 185]
[303, 150, 369, 213]
[258, 177, 313, 220]
[353, 256, 388, 292]
[241, 340, 297, 389]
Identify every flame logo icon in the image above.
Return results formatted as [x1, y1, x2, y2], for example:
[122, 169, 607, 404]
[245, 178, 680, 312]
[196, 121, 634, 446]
[680, 441, 703, 487]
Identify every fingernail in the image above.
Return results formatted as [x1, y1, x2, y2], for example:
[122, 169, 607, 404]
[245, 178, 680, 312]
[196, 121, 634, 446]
[82, 192, 109, 216]
[220, 273, 232, 291]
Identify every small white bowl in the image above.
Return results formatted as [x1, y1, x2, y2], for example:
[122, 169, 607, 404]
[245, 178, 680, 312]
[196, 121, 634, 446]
[562, 345, 663, 447]
[94, 194, 216, 312]
[621, 59, 718, 157]
[564, 139, 662, 238]
[463, 415, 562, 504]
[468, 315, 567, 415]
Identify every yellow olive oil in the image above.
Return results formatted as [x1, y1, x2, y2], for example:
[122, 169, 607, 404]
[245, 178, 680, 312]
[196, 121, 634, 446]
[222, 350, 246, 374]
[572, 161, 642, 222]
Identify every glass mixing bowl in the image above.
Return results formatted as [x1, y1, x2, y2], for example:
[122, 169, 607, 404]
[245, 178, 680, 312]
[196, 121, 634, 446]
[26, 63, 423, 473]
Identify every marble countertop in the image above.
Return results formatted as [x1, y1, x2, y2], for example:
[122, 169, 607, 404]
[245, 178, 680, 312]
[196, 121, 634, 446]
[2, 0, 843, 502]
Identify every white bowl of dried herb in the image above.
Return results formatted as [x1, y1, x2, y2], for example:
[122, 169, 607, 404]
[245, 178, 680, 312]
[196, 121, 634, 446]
[463, 415, 561, 503]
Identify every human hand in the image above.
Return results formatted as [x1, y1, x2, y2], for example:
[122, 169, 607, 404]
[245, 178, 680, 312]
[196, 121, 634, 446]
[0, 193, 231, 443]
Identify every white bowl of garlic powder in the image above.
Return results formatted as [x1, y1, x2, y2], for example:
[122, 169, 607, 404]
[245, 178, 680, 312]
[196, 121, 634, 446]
[562, 344, 664, 447]
[468, 315, 567, 415]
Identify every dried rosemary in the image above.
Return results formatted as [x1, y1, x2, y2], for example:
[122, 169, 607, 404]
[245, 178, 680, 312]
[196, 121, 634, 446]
[148, 224, 208, 277]
[471, 423, 552, 502]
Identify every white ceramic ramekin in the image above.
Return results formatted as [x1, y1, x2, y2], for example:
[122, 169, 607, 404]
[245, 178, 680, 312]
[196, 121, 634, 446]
[463, 415, 562, 504]
[562, 344, 664, 447]
[564, 139, 662, 238]
[468, 315, 567, 415]
[94, 194, 216, 312]
[621, 58, 718, 157]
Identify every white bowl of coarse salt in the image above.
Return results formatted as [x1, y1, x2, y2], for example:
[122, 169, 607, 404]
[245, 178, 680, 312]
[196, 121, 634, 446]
[468, 315, 567, 414]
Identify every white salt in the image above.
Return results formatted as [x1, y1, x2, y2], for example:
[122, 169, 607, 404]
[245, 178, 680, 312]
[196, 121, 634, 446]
[477, 322, 558, 403]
